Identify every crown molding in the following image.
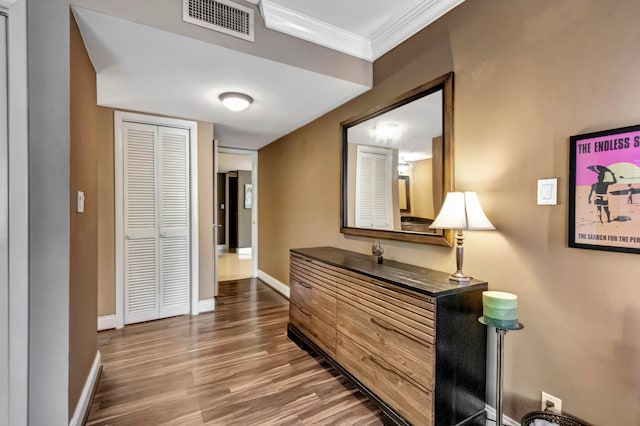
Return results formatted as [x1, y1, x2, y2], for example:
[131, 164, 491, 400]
[371, 0, 466, 59]
[257, 0, 466, 62]
[259, 0, 373, 61]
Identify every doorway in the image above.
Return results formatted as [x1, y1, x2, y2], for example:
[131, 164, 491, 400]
[114, 112, 199, 328]
[215, 148, 257, 287]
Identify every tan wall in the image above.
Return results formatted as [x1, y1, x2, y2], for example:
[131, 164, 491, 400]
[391, 149, 400, 229]
[258, 1, 640, 424]
[347, 143, 356, 226]
[237, 170, 253, 249]
[97, 108, 115, 317]
[412, 158, 434, 218]
[69, 15, 99, 417]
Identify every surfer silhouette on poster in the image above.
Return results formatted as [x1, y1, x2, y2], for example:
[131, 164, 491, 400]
[588, 165, 616, 223]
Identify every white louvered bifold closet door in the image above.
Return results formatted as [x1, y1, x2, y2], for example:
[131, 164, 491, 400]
[123, 122, 190, 325]
[158, 127, 191, 318]
[355, 148, 393, 229]
[124, 123, 159, 324]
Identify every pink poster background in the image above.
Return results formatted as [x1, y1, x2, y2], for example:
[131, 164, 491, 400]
[575, 129, 640, 185]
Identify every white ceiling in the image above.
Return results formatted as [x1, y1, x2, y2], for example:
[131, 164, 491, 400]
[347, 90, 442, 161]
[73, 0, 464, 150]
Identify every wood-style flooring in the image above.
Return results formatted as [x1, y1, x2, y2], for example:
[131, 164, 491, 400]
[217, 251, 253, 282]
[87, 278, 383, 425]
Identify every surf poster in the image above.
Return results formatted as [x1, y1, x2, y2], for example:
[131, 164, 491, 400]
[569, 124, 640, 253]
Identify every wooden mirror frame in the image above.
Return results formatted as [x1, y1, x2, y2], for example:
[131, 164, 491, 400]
[340, 72, 454, 246]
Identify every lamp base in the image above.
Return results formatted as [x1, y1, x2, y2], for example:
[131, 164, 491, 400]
[449, 270, 471, 283]
[450, 230, 471, 283]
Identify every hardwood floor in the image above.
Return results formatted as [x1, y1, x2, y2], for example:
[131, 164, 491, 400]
[87, 279, 383, 425]
[217, 251, 253, 282]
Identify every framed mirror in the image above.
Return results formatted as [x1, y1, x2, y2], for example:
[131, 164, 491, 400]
[341, 72, 454, 246]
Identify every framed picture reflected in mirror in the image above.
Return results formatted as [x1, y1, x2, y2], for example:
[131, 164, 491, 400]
[244, 183, 253, 209]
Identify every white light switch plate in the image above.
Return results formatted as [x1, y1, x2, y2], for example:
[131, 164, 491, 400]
[77, 190, 85, 213]
[537, 178, 557, 205]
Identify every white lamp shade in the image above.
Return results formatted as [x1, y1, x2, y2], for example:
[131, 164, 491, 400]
[430, 192, 467, 229]
[429, 191, 495, 230]
[464, 192, 495, 230]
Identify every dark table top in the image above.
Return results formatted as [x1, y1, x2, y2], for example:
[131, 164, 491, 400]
[291, 246, 487, 297]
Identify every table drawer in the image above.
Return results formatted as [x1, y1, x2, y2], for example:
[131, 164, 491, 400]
[337, 282, 435, 344]
[290, 259, 336, 294]
[290, 274, 336, 327]
[336, 332, 433, 425]
[290, 300, 336, 356]
[337, 299, 434, 391]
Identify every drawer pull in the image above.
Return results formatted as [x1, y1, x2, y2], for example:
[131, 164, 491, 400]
[369, 353, 425, 392]
[370, 317, 427, 347]
[299, 281, 312, 289]
[368, 354, 396, 374]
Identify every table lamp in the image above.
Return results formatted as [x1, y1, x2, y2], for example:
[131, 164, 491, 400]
[429, 192, 495, 282]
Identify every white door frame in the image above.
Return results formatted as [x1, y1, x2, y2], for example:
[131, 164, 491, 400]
[217, 147, 258, 278]
[114, 111, 200, 329]
[2, 0, 29, 424]
[212, 139, 219, 297]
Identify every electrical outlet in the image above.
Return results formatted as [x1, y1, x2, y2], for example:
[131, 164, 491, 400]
[541, 391, 562, 413]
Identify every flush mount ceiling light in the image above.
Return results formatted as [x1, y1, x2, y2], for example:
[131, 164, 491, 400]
[219, 92, 253, 112]
[371, 122, 400, 143]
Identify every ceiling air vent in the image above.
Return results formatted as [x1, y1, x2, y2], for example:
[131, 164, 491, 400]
[183, 0, 254, 42]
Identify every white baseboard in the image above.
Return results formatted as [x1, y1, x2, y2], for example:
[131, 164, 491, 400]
[485, 404, 519, 426]
[257, 269, 290, 299]
[69, 350, 101, 426]
[97, 314, 116, 331]
[237, 247, 252, 255]
[198, 298, 215, 313]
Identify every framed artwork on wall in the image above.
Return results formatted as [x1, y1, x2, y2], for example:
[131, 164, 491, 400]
[569, 124, 640, 253]
[244, 183, 253, 209]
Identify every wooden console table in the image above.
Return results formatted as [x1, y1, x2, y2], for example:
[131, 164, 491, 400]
[287, 246, 487, 426]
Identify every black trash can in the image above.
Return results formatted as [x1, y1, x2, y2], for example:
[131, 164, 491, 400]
[521, 411, 589, 426]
